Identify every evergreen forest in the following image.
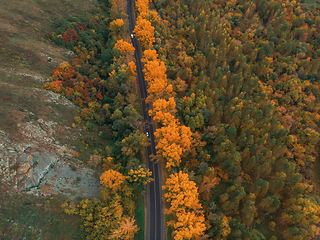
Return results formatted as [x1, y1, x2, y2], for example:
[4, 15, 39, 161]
[154, 0, 320, 239]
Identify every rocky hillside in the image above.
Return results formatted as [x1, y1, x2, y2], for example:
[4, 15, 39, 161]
[0, 0, 104, 238]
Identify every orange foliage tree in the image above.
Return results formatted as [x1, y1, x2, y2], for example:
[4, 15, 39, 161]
[136, 0, 150, 14]
[139, 10, 160, 27]
[163, 171, 206, 240]
[154, 121, 192, 170]
[110, 19, 125, 33]
[149, 97, 176, 125]
[141, 50, 173, 102]
[51, 62, 76, 81]
[109, 217, 139, 239]
[100, 169, 128, 194]
[133, 0, 193, 172]
[141, 49, 158, 61]
[44, 61, 77, 93]
[133, 17, 155, 49]
[44, 80, 63, 93]
[128, 61, 137, 76]
[114, 39, 135, 56]
[141, 49, 192, 171]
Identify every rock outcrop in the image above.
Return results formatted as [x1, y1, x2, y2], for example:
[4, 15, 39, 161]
[0, 118, 100, 198]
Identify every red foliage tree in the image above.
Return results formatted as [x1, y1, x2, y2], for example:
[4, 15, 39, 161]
[62, 28, 79, 44]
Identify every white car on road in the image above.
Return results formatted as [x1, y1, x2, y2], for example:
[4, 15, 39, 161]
[131, 34, 133, 38]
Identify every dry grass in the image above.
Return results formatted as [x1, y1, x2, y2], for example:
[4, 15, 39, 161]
[0, 0, 99, 139]
[0, 0, 96, 75]
[0, 177, 83, 239]
[0, 0, 97, 138]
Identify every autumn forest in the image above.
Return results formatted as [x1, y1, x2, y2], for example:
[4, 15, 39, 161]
[41, 0, 320, 239]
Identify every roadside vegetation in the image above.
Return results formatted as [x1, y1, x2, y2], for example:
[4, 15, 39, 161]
[43, 0, 153, 238]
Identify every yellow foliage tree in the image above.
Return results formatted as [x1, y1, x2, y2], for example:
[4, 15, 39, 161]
[136, 0, 150, 14]
[137, 14, 192, 171]
[127, 165, 153, 185]
[110, 19, 125, 33]
[142, 49, 159, 62]
[114, 39, 135, 56]
[139, 10, 160, 27]
[149, 97, 176, 125]
[154, 120, 192, 169]
[141, 57, 173, 101]
[163, 171, 202, 212]
[178, 125, 193, 150]
[133, 18, 155, 49]
[173, 209, 206, 240]
[154, 121, 183, 169]
[100, 169, 127, 194]
[142, 57, 166, 82]
[163, 171, 206, 239]
[128, 61, 137, 76]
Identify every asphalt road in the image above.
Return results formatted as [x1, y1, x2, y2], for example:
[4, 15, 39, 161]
[126, 1, 165, 239]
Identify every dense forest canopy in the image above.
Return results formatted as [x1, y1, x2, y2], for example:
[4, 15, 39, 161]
[150, 0, 320, 239]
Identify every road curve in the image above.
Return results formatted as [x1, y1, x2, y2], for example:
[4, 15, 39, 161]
[126, 1, 165, 239]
